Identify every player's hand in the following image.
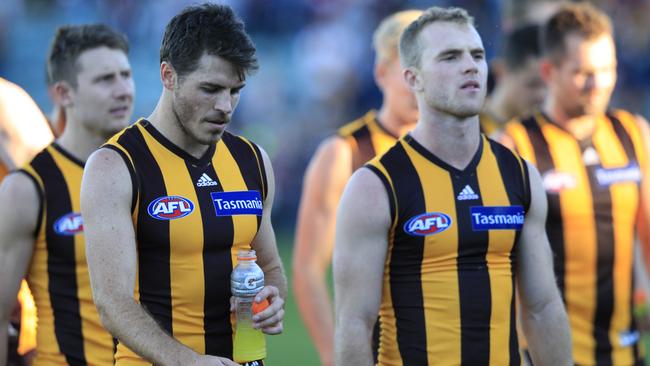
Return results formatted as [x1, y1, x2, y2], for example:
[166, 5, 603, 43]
[252, 285, 284, 334]
[193, 354, 239, 366]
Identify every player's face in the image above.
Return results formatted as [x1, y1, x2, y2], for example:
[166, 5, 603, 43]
[506, 57, 546, 117]
[380, 57, 418, 124]
[68, 47, 134, 139]
[415, 22, 487, 118]
[172, 53, 244, 145]
[548, 33, 617, 118]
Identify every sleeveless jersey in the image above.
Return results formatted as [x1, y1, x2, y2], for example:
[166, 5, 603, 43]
[504, 110, 646, 365]
[337, 110, 399, 171]
[104, 119, 268, 365]
[366, 134, 531, 366]
[20, 143, 115, 365]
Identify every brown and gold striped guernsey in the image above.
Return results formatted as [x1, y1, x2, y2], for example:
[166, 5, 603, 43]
[365, 134, 530, 366]
[19, 143, 115, 366]
[104, 119, 268, 365]
[337, 110, 399, 171]
[505, 110, 645, 366]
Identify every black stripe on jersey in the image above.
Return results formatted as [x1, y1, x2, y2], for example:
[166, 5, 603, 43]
[15, 169, 45, 238]
[246, 139, 268, 202]
[186, 162, 234, 357]
[103, 145, 138, 213]
[607, 113, 638, 163]
[586, 153, 615, 366]
[31, 150, 86, 365]
[487, 139, 523, 365]
[223, 134, 265, 228]
[379, 142, 427, 365]
[523, 117, 566, 297]
[351, 125, 375, 171]
[451, 171, 491, 366]
[365, 165, 397, 223]
[118, 126, 173, 334]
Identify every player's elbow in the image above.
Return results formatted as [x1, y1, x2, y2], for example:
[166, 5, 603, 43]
[92, 287, 131, 334]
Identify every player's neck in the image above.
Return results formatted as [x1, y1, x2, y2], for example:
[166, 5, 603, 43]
[147, 95, 212, 159]
[376, 106, 416, 138]
[412, 109, 481, 171]
[56, 120, 109, 164]
[543, 98, 597, 140]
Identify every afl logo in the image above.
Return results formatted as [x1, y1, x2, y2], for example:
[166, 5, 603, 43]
[53, 212, 84, 236]
[147, 196, 194, 220]
[404, 212, 452, 236]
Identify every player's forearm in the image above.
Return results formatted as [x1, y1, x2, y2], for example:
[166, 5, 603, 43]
[95, 294, 198, 366]
[294, 269, 334, 364]
[334, 317, 374, 366]
[522, 297, 572, 365]
[264, 263, 287, 300]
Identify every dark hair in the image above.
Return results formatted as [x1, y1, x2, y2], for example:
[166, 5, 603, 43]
[160, 3, 258, 80]
[47, 24, 129, 87]
[542, 2, 612, 64]
[399, 6, 474, 68]
[503, 24, 541, 71]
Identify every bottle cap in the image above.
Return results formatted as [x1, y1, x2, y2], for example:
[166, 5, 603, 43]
[238, 250, 257, 261]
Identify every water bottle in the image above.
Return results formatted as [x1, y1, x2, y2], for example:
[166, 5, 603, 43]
[231, 250, 266, 365]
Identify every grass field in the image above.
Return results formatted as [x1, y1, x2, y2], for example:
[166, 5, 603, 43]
[265, 239, 321, 365]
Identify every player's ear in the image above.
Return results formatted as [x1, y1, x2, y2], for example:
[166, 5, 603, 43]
[374, 60, 388, 92]
[161, 61, 177, 91]
[52, 81, 73, 108]
[539, 57, 554, 85]
[403, 66, 422, 92]
[490, 58, 506, 84]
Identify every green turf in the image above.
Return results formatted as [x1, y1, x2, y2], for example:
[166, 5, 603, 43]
[265, 239, 321, 365]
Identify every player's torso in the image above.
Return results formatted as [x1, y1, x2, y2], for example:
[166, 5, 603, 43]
[23, 144, 114, 366]
[367, 135, 529, 366]
[506, 111, 644, 365]
[107, 120, 267, 364]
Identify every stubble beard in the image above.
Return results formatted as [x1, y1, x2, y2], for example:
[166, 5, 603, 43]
[171, 100, 221, 146]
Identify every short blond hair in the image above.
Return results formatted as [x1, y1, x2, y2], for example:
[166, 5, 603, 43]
[373, 10, 423, 64]
[399, 6, 474, 68]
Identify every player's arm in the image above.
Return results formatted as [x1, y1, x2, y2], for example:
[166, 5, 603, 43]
[333, 168, 390, 366]
[82, 148, 237, 366]
[0, 172, 39, 364]
[292, 136, 352, 366]
[634, 115, 650, 271]
[250, 146, 286, 335]
[517, 161, 572, 365]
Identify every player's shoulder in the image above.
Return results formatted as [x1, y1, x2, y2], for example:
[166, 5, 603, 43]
[337, 110, 376, 137]
[0, 170, 41, 218]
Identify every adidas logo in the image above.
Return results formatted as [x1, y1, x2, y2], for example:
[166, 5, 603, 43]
[196, 173, 218, 187]
[457, 185, 479, 200]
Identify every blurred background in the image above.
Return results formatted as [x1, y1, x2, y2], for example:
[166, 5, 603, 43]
[2, 0, 650, 364]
